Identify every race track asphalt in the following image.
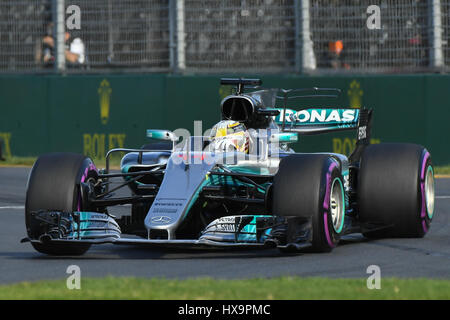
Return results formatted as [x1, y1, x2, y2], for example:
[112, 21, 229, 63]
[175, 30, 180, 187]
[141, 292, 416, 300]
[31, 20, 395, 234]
[0, 167, 449, 284]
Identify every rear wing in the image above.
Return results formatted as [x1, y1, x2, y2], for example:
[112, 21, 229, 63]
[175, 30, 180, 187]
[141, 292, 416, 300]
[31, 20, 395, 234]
[219, 79, 373, 166]
[273, 86, 373, 165]
[219, 78, 372, 145]
[273, 87, 361, 135]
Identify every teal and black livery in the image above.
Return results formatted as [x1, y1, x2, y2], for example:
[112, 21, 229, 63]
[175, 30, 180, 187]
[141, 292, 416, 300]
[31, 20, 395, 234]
[23, 77, 435, 256]
[200, 215, 274, 243]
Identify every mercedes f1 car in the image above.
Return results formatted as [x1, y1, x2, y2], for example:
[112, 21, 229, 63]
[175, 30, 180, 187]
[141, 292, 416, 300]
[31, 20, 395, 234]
[23, 78, 436, 255]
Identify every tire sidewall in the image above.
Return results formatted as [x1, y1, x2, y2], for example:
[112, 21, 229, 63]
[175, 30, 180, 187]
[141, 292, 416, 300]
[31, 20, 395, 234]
[75, 158, 98, 211]
[358, 144, 433, 238]
[418, 150, 433, 237]
[26, 153, 98, 255]
[312, 159, 345, 252]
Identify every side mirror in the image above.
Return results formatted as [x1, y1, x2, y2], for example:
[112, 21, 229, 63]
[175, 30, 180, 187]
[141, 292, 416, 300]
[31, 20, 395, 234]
[146, 129, 179, 142]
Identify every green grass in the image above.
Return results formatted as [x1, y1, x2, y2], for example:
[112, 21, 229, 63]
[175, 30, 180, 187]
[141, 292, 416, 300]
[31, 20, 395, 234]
[1, 156, 450, 175]
[436, 165, 450, 175]
[0, 276, 449, 300]
[0, 156, 37, 166]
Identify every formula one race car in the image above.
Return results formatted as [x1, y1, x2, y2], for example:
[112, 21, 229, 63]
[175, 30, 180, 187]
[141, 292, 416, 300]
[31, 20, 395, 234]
[23, 78, 435, 255]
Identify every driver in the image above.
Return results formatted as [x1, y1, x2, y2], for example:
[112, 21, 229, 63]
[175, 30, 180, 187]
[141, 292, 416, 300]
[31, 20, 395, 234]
[209, 120, 250, 153]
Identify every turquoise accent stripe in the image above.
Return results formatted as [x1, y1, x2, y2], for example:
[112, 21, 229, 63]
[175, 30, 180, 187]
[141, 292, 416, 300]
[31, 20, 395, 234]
[237, 215, 273, 243]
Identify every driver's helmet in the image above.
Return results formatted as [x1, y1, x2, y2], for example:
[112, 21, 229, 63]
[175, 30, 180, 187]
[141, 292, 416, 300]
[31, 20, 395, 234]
[209, 120, 250, 153]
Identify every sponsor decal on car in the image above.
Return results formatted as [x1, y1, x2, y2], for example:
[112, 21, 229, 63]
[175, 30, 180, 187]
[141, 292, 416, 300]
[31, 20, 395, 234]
[358, 126, 367, 140]
[274, 108, 358, 125]
[151, 216, 172, 224]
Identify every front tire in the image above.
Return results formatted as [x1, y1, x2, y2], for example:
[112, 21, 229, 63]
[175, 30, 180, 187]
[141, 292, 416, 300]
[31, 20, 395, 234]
[25, 153, 98, 255]
[272, 154, 346, 252]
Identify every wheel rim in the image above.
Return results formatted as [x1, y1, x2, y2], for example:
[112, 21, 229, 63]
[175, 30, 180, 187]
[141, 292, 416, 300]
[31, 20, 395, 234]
[425, 166, 435, 219]
[330, 178, 345, 233]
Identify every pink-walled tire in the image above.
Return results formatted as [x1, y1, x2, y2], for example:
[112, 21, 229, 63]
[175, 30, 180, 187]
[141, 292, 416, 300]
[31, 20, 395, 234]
[25, 153, 98, 255]
[272, 154, 346, 252]
[358, 144, 435, 238]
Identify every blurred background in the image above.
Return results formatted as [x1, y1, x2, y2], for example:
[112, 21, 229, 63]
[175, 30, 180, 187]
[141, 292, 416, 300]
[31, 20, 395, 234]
[0, 0, 449, 165]
[1, 0, 448, 73]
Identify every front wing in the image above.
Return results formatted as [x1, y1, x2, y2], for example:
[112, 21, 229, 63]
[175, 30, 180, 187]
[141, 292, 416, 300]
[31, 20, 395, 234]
[23, 210, 313, 251]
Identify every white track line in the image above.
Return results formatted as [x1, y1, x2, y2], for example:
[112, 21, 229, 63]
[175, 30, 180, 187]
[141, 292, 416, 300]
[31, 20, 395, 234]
[0, 206, 24, 210]
[436, 196, 450, 199]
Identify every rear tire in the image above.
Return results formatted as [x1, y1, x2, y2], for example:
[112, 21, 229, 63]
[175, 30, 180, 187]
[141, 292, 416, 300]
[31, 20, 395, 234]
[358, 143, 434, 238]
[25, 153, 98, 255]
[272, 154, 346, 252]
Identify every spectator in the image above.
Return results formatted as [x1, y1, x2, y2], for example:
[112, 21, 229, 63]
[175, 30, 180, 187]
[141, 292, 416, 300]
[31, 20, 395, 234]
[325, 40, 350, 70]
[66, 32, 86, 67]
[70, 37, 85, 64]
[41, 23, 85, 67]
[41, 22, 55, 67]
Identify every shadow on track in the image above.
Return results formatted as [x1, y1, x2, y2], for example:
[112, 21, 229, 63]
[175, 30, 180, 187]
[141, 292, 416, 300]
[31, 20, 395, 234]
[1, 234, 371, 260]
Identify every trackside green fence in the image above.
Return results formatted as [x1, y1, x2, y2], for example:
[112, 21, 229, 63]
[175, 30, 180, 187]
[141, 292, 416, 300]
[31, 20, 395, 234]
[0, 74, 449, 165]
